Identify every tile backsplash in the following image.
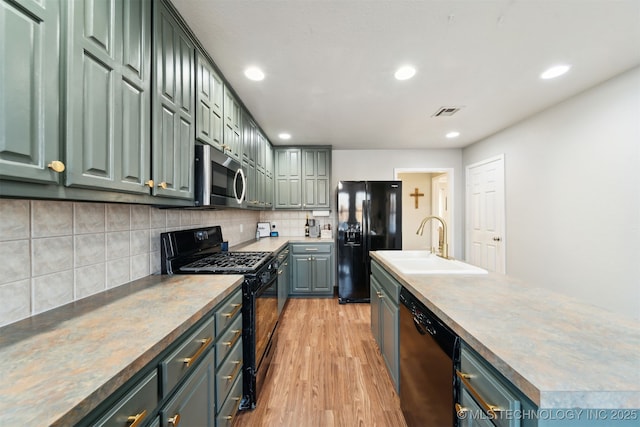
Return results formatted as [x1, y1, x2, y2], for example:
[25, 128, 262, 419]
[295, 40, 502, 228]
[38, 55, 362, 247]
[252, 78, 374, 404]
[0, 198, 331, 327]
[0, 199, 265, 327]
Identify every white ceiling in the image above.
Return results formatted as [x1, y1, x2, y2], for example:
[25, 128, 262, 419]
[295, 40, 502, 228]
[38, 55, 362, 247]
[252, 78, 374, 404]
[171, 0, 640, 149]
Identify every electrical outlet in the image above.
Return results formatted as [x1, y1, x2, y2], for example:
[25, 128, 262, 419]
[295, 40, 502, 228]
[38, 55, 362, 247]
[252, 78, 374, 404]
[240, 224, 244, 233]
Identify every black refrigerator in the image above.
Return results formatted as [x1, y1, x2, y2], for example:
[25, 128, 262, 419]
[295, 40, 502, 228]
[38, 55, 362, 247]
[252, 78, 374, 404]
[337, 181, 402, 303]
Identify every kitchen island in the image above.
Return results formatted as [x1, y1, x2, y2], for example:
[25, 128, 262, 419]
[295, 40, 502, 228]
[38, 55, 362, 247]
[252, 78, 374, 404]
[0, 274, 243, 426]
[371, 251, 640, 423]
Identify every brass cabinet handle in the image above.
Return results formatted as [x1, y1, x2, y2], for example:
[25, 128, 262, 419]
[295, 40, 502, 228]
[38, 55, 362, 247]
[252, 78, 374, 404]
[223, 303, 242, 318]
[278, 269, 283, 275]
[145, 180, 154, 188]
[455, 403, 468, 416]
[304, 248, 319, 251]
[456, 371, 502, 418]
[223, 329, 242, 348]
[284, 262, 288, 266]
[127, 409, 147, 427]
[223, 360, 242, 381]
[47, 160, 65, 173]
[158, 181, 168, 189]
[182, 337, 212, 367]
[376, 291, 383, 299]
[223, 396, 242, 421]
[168, 413, 181, 426]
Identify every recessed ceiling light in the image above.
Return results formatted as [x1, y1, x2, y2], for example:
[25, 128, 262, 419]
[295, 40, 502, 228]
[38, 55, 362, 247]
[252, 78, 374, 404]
[446, 131, 460, 139]
[244, 66, 265, 81]
[540, 64, 571, 80]
[278, 133, 291, 140]
[394, 65, 416, 81]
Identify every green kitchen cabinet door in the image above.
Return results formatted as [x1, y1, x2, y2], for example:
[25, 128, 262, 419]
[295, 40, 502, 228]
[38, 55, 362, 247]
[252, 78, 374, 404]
[224, 86, 242, 162]
[265, 142, 274, 208]
[380, 293, 399, 388]
[196, 52, 224, 151]
[1, 0, 60, 184]
[302, 148, 331, 209]
[312, 254, 332, 293]
[274, 148, 302, 208]
[370, 277, 382, 347]
[65, 0, 152, 193]
[160, 347, 215, 427]
[152, 0, 195, 199]
[291, 255, 312, 293]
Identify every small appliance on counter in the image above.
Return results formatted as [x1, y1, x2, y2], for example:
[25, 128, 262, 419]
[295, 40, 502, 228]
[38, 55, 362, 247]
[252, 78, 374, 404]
[309, 220, 320, 238]
[257, 222, 271, 238]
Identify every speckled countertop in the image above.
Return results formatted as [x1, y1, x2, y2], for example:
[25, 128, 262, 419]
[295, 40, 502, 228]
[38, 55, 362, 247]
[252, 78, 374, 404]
[370, 251, 640, 409]
[0, 274, 243, 426]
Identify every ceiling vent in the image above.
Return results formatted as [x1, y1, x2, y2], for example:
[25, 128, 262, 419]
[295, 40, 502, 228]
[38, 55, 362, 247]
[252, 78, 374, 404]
[432, 106, 461, 117]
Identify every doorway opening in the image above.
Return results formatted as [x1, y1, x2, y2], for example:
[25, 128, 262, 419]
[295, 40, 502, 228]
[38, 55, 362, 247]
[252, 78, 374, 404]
[394, 168, 454, 256]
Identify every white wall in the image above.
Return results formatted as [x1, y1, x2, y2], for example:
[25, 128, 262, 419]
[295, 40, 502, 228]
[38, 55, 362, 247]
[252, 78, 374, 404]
[462, 66, 640, 321]
[332, 149, 463, 257]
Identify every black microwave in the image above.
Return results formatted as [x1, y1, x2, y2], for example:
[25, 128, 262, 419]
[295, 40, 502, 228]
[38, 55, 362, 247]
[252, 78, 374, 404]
[194, 144, 247, 208]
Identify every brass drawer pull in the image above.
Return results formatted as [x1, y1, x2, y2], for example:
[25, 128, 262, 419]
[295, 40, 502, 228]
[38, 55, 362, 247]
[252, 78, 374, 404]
[223, 360, 242, 382]
[456, 370, 502, 418]
[127, 409, 147, 427]
[223, 396, 242, 421]
[455, 403, 468, 417]
[223, 303, 241, 318]
[182, 337, 212, 367]
[304, 247, 319, 251]
[278, 269, 283, 275]
[223, 329, 242, 348]
[376, 291, 384, 299]
[168, 413, 181, 426]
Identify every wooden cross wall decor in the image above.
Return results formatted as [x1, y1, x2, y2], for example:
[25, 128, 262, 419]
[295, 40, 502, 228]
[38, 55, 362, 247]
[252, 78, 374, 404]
[409, 187, 424, 209]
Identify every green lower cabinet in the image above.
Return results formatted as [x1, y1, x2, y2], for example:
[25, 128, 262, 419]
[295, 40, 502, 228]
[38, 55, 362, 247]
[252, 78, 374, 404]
[290, 243, 334, 296]
[370, 260, 400, 392]
[277, 248, 291, 315]
[160, 347, 215, 427]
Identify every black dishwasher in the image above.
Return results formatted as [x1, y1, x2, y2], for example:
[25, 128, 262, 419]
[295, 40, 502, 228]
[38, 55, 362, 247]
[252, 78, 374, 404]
[400, 287, 460, 427]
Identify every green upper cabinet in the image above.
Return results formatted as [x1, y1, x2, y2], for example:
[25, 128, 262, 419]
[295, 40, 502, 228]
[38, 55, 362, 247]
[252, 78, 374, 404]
[274, 148, 302, 208]
[302, 148, 331, 209]
[1, 0, 60, 184]
[65, 0, 151, 194]
[152, 0, 195, 199]
[195, 52, 224, 151]
[275, 147, 331, 209]
[223, 86, 242, 162]
[265, 141, 274, 208]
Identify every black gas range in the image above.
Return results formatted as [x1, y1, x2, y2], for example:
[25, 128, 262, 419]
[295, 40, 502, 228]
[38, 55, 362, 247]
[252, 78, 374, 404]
[160, 226, 278, 410]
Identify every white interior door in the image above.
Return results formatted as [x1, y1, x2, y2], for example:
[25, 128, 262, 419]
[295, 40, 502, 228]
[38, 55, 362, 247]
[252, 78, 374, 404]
[466, 155, 505, 273]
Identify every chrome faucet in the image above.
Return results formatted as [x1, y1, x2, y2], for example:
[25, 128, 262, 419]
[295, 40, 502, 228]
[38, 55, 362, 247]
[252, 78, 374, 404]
[416, 215, 449, 259]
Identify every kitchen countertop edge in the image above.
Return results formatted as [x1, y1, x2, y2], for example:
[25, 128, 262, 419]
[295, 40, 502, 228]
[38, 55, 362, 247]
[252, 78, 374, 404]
[0, 274, 244, 426]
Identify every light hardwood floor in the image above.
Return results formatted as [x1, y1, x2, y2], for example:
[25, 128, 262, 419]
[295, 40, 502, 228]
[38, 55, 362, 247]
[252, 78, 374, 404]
[233, 298, 407, 427]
